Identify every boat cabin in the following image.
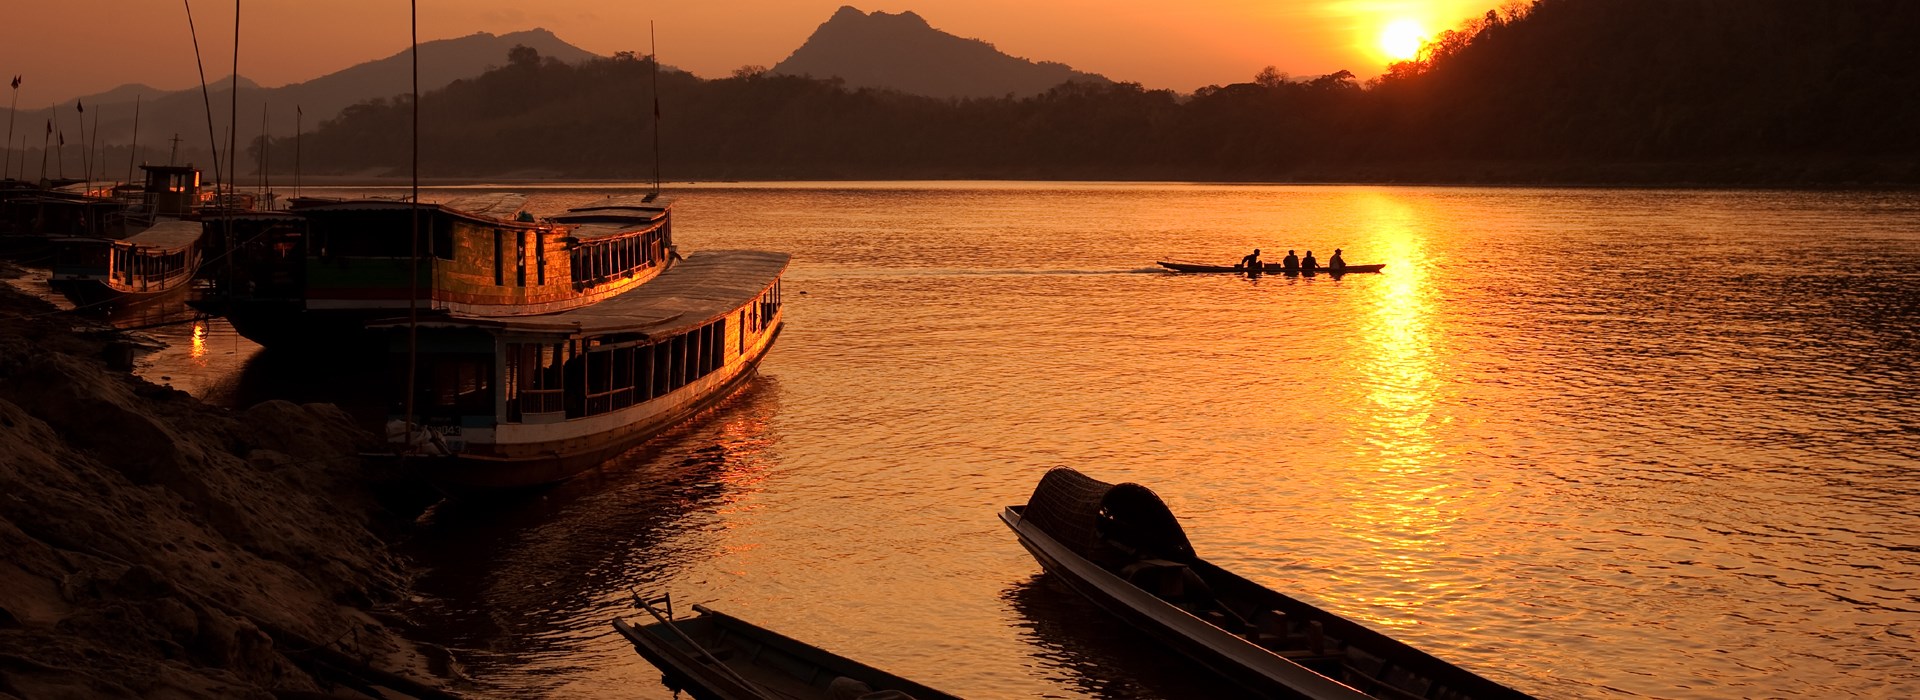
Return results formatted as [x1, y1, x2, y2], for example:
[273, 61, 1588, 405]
[140, 164, 202, 217]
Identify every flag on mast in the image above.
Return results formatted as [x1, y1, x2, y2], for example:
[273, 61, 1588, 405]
[9, 76, 19, 89]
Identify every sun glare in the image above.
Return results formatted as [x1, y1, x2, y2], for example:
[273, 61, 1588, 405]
[1379, 19, 1427, 61]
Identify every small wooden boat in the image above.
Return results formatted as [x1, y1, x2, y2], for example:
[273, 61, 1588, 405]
[1001, 468, 1535, 700]
[47, 218, 203, 309]
[1157, 261, 1384, 275]
[614, 594, 961, 700]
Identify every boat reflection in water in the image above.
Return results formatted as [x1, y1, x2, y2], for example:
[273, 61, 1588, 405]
[399, 379, 786, 698]
[1002, 573, 1258, 700]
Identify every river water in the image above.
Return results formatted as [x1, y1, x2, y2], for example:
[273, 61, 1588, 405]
[106, 183, 1920, 698]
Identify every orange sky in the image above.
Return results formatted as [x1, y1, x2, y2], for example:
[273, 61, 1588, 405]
[7, 1, 1497, 104]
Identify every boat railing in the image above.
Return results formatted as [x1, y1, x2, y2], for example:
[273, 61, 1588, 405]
[518, 389, 565, 415]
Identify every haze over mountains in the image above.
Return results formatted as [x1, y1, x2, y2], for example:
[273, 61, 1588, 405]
[3, 30, 595, 172]
[772, 6, 1109, 99]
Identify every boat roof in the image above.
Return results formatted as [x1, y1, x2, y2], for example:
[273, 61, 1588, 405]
[1022, 467, 1194, 563]
[553, 194, 673, 240]
[379, 250, 789, 340]
[122, 218, 203, 250]
[296, 196, 540, 229]
[440, 193, 530, 220]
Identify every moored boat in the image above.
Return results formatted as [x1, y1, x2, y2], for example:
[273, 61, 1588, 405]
[370, 249, 788, 489]
[1001, 467, 1534, 700]
[1158, 261, 1385, 275]
[614, 595, 962, 700]
[47, 218, 202, 309]
[204, 193, 677, 349]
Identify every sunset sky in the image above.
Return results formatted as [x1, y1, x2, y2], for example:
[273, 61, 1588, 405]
[9, 0, 1498, 104]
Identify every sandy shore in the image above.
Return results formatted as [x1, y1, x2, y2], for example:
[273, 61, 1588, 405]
[0, 265, 462, 699]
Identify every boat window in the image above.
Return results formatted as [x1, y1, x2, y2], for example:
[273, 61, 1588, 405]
[651, 341, 669, 399]
[635, 343, 653, 401]
[493, 229, 506, 286]
[516, 230, 527, 287]
[419, 353, 493, 418]
[671, 334, 687, 390]
[432, 218, 453, 261]
[535, 232, 546, 285]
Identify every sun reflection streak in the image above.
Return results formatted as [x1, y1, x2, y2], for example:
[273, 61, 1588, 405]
[1336, 193, 1458, 627]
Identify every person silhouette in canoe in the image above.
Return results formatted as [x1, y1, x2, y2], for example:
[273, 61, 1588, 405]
[1282, 250, 1300, 273]
[1329, 248, 1346, 273]
[1239, 248, 1262, 270]
[1302, 250, 1319, 272]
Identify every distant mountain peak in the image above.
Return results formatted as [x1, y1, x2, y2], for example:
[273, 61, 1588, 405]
[773, 6, 1108, 99]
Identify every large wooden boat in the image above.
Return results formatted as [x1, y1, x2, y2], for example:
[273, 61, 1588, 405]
[47, 218, 203, 309]
[371, 249, 788, 489]
[614, 595, 961, 700]
[1158, 261, 1385, 275]
[204, 193, 676, 349]
[1002, 467, 1534, 700]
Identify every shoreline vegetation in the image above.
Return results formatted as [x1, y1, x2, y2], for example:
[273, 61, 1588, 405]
[252, 0, 1916, 188]
[0, 265, 459, 699]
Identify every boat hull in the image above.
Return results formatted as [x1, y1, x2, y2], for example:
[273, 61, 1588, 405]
[614, 605, 960, 700]
[393, 325, 782, 490]
[1158, 262, 1385, 275]
[48, 276, 194, 310]
[1001, 506, 1372, 700]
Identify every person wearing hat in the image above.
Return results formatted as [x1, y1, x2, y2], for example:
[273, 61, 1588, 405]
[1330, 248, 1346, 273]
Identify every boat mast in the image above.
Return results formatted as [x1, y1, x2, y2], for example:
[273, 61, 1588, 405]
[126, 95, 141, 183]
[182, 0, 225, 195]
[4, 75, 17, 180]
[649, 21, 661, 200]
[258, 99, 268, 203]
[294, 104, 301, 198]
[226, 0, 239, 286]
[403, 0, 420, 441]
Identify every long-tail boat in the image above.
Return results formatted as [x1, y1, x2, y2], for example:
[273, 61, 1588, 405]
[614, 594, 961, 700]
[1002, 467, 1535, 700]
[370, 249, 788, 489]
[1158, 261, 1385, 274]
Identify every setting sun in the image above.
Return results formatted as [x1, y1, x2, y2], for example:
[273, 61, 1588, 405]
[1379, 18, 1428, 61]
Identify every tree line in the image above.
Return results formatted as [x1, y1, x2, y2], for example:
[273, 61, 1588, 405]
[278, 0, 1920, 185]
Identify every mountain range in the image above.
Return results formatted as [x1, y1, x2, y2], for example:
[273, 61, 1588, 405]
[772, 6, 1109, 99]
[5, 6, 1113, 165]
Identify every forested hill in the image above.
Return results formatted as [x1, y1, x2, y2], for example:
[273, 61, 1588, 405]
[283, 0, 1920, 185]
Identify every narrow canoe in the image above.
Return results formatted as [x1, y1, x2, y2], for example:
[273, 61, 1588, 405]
[614, 598, 962, 700]
[1158, 261, 1384, 275]
[1001, 467, 1535, 700]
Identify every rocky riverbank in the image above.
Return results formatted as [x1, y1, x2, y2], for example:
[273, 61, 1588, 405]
[0, 268, 460, 699]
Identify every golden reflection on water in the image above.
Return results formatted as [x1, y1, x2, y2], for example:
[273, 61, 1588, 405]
[189, 320, 208, 362]
[1340, 193, 1454, 627]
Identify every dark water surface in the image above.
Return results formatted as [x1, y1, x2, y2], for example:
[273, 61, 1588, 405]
[132, 183, 1920, 698]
